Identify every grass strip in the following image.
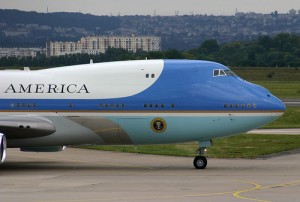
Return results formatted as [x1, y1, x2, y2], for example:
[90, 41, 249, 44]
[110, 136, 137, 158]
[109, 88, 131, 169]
[79, 134, 300, 158]
[263, 107, 300, 128]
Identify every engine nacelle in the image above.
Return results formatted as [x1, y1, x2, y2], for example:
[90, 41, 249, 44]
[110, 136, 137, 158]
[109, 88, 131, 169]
[0, 133, 7, 163]
[20, 146, 66, 152]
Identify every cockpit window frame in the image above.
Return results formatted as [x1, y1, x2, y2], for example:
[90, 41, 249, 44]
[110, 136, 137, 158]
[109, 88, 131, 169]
[213, 69, 236, 77]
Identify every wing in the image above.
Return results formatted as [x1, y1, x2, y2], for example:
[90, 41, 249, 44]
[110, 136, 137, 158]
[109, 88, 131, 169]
[0, 115, 56, 139]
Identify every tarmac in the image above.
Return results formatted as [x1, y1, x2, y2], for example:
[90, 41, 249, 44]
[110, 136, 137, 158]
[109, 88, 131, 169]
[1, 147, 300, 202]
[248, 128, 300, 135]
[283, 99, 300, 107]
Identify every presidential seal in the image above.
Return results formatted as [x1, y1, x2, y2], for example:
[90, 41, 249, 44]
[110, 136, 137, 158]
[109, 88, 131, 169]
[150, 118, 167, 133]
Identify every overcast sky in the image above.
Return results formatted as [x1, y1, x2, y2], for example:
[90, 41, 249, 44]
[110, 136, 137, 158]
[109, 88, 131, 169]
[1, 0, 299, 16]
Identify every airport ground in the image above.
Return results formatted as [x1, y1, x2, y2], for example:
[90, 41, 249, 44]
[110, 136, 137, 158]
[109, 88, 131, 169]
[0, 67, 299, 201]
[1, 147, 300, 202]
[283, 99, 300, 107]
[0, 108, 298, 202]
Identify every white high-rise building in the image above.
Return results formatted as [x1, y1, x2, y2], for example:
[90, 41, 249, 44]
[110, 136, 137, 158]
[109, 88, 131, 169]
[46, 35, 161, 57]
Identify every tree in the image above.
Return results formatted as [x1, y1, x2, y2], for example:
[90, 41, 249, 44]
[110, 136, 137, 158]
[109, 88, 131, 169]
[199, 39, 219, 54]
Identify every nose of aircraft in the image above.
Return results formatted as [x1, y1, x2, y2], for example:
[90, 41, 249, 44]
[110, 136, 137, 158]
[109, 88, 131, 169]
[254, 84, 286, 119]
[267, 93, 286, 119]
[246, 81, 285, 113]
[269, 94, 286, 110]
[257, 86, 285, 108]
[241, 79, 286, 120]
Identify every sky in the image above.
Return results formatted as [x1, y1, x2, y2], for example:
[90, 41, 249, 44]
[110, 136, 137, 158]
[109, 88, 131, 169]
[1, 0, 299, 16]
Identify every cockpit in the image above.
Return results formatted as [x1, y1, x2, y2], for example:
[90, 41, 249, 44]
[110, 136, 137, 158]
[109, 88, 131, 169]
[213, 69, 236, 77]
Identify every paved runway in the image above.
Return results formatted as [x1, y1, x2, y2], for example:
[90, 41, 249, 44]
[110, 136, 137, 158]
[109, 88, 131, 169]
[1, 148, 300, 202]
[248, 128, 300, 135]
[283, 99, 300, 107]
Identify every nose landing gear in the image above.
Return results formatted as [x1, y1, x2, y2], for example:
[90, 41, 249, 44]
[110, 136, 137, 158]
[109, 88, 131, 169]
[193, 140, 212, 169]
[193, 155, 207, 169]
[193, 147, 207, 169]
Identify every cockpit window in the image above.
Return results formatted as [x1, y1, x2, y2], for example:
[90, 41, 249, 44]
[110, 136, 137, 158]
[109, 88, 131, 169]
[224, 70, 236, 76]
[213, 69, 236, 77]
[213, 70, 219, 76]
[219, 70, 226, 76]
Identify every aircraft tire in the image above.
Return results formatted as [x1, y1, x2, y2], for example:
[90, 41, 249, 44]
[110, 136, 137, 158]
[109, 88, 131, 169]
[193, 156, 207, 169]
[0, 133, 7, 163]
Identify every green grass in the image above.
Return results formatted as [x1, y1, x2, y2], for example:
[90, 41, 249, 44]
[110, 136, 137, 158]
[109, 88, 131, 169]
[232, 67, 300, 99]
[79, 134, 300, 158]
[263, 107, 300, 128]
[233, 67, 300, 81]
[80, 144, 197, 157]
[207, 134, 300, 158]
[253, 81, 300, 99]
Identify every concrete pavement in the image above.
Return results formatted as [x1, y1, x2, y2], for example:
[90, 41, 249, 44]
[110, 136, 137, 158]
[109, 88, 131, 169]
[248, 128, 300, 135]
[1, 147, 300, 202]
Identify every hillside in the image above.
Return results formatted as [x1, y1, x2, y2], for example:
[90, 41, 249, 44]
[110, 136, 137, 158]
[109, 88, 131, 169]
[1, 9, 300, 49]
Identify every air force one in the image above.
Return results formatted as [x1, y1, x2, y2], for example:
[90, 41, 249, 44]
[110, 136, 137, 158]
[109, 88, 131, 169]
[0, 59, 285, 169]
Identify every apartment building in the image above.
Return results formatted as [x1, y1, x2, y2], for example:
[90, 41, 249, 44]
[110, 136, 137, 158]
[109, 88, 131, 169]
[0, 48, 43, 58]
[46, 35, 161, 57]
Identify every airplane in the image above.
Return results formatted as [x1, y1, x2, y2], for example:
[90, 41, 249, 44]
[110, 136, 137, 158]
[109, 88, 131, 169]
[0, 59, 285, 169]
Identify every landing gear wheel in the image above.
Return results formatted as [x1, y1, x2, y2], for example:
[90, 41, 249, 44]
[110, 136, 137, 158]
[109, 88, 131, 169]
[193, 156, 207, 169]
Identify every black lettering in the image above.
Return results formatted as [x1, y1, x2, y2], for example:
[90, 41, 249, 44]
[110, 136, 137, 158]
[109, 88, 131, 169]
[35, 84, 44, 93]
[5, 83, 89, 94]
[19, 84, 32, 93]
[77, 84, 90, 93]
[67, 84, 77, 93]
[60, 84, 66, 93]
[4, 84, 16, 93]
[47, 84, 58, 93]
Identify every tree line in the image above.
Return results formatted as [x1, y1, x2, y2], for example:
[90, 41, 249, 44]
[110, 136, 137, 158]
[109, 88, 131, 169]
[1, 33, 300, 68]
